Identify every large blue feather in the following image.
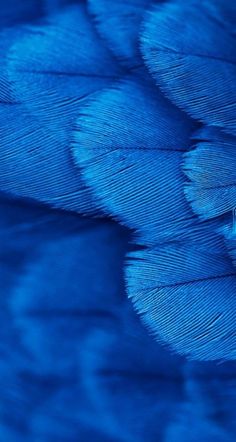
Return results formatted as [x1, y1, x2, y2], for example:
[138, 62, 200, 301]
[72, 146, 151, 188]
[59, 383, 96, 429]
[127, 229, 236, 361]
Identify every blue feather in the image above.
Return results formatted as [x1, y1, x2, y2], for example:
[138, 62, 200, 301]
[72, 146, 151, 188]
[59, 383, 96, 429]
[73, 75, 196, 244]
[126, 228, 236, 361]
[88, 0, 152, 68]
[166, 361, 236, 442]
[141, 0, 236, 136]
[10, 218, 128, 376]
[0, 194, 128, 438]
[184, 126, 236, 221]
[0, 0, 236, 438]
[0, 4, 121, 213]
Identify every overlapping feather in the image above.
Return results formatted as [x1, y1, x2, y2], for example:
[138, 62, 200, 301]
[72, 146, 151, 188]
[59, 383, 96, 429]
[141, 0, 236, 262]
[0, 1, 236, 439]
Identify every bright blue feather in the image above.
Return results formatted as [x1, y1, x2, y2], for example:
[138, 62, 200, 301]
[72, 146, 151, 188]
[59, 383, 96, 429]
[141, 0, 236, 136]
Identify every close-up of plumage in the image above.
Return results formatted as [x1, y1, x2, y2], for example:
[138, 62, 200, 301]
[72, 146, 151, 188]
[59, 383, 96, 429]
[0, 0, 235, 440]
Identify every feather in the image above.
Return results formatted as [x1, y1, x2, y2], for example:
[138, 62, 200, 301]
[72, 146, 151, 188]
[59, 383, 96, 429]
[79, 314, 184, 442]
[73, 75, 196, 244]
[0, 4, 121, 213]
[88, 0, 151, 68]
[184, 126, 236, 265]
[126, 227, 236, 361]
[184, 127, 236, 221]
[141, 0, 236, 136]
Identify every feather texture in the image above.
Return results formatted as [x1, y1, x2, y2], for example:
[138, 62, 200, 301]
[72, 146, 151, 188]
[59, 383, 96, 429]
[0, 0, 236, 439]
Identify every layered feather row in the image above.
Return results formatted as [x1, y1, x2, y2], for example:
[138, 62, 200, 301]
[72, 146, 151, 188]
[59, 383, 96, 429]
[0, 0, 236, 439]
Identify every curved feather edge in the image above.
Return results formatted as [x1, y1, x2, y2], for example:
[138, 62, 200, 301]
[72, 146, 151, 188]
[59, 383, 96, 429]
[141, 0, 236, 136]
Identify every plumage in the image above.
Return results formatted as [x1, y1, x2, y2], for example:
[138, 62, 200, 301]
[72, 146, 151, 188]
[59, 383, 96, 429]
[72, 69, 236, 360]
[0, 194, 128, 439]
[0, 0, 236, 439]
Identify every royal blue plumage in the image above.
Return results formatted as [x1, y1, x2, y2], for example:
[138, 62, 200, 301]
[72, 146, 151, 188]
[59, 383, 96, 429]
[0, 0, 236, 440]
